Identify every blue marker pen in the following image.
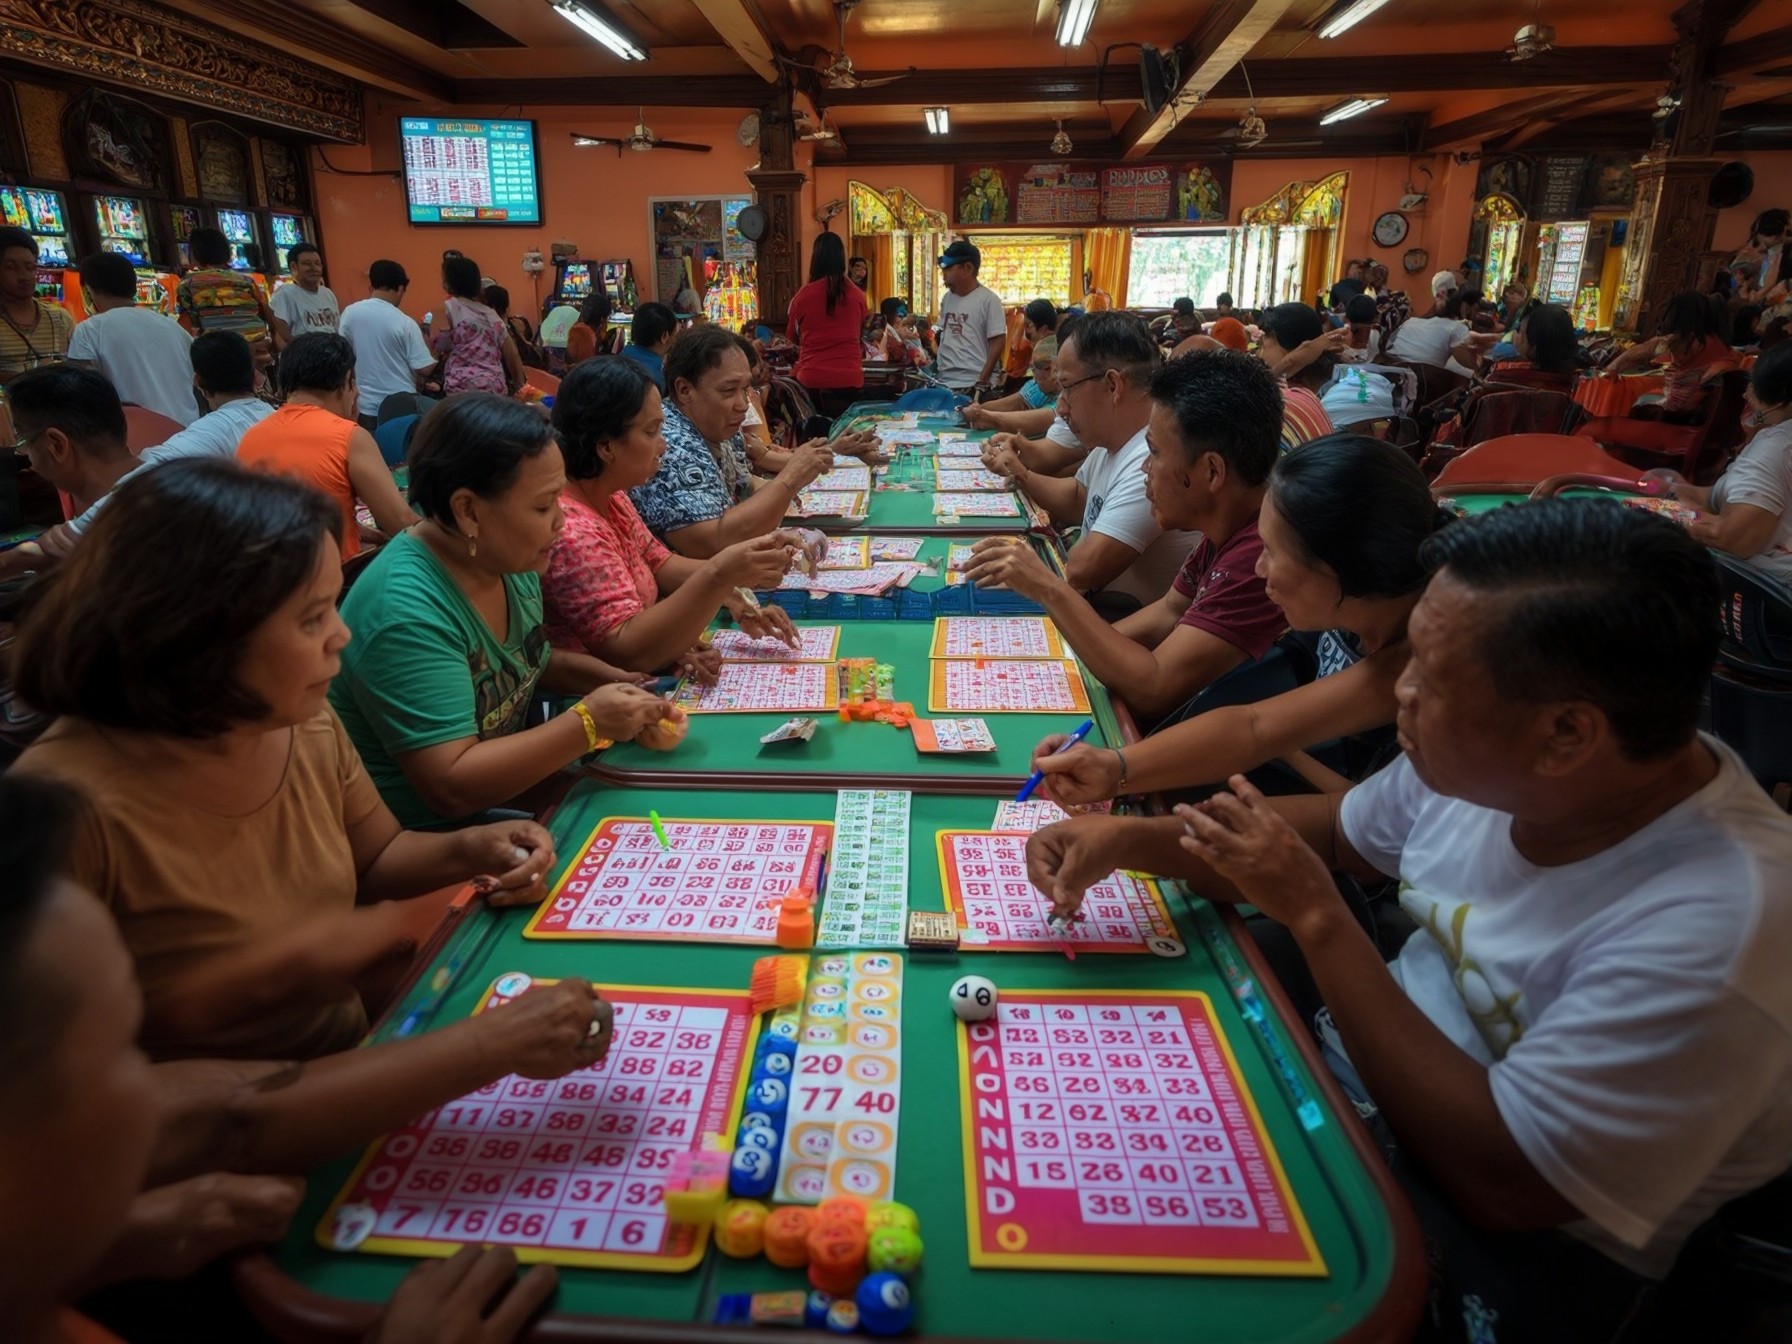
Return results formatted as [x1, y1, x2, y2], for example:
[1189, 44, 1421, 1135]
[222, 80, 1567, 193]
[1015, 717, 1094, 803]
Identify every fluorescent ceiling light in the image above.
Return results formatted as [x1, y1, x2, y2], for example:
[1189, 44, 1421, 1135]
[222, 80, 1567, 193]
[1317, 0, 1391, 40]
[1056, 0, 1098, 48]
[1320, 97, 1387, 125]
[551, 0, 647, 60]
[924, 107, 950, 134]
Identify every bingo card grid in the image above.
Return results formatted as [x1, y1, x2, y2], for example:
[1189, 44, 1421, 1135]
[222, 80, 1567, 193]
[956, 990, 1325, 1275]
[708, 627, 841, 662]
[936, 468, 1012, 492]
[931, 617, 1065, 660]
[673, 663, 840, 713]
[935, 492, 1022, 518]
[319, 979, 758, 1272]
[937, 831, 1185, 956]
[929, 658, 1092, 714]
[526, 818, 833, 943]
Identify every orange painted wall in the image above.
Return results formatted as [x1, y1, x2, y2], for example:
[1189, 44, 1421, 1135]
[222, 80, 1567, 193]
[1713, 151, 1792, 250]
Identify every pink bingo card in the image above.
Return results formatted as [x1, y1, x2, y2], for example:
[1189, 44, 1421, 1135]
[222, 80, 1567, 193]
[526, 818, 832, 943]
[937, 831, 1185, 956]
[319, 978, 756, 1271]
[957, 990, 1324, 1275]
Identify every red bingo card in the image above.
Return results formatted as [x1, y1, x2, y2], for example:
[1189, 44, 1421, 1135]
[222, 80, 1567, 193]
[526, 818, 832, 943]
[957, 990, 1324, 1276]
[319, 977, 757, 1271]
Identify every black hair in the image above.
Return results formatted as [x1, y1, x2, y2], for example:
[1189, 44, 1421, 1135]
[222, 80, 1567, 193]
[1751, 340, 1792, 407]
[7, 365, 127, 448]
[809, 232, 848, 317]
[664, 324, 748, 401]
[287, 241, 321, 266]
[1733, 305, 1764, 346]
[442, 255, 484, 300]
[1344, 293, 1378, 324]
[1171, 297, 1195, 318]
[0, 774, 82, 1102]
[1061, 309, 1159, 383]
[13, 460, 341, 738]
[407, 393, 556, 526]
[482, 284, 510, 316]
[631, 301, 678, 349]
[879, 297, 909, 323]
[277, 331, 356, 396]
[579, 290, 611, 329]
[1269, 434, 1445, 599]
[1149, 349, 1283, 488]
[1752, 208, 1790, 240]
[0, 224, 37, 260]
[1519, 303, 1580, 374]
[369, 260, 407, 290]
[188, 227, 231, 267]
[1024, 298, 1058, 332]
[77, 251, 138, 300]
[552, 357, 656, 482]
[1261, 302, 1323, 351]
[849, 255, 868, 271]
[1659, 289, 1719, 348]
[1420, 498, 1719, 760]
[1216, 292, 1235, 306]
[190, 330, 256, 396]
[1450, 287, 1485, 321]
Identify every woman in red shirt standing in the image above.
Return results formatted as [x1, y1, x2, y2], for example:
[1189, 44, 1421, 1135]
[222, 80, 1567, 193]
[787, 232, 868, 419]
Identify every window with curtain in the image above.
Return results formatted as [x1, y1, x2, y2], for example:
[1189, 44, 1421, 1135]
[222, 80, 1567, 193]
[965, 234, 1074, 305]
[1127, 231, 1233, 306]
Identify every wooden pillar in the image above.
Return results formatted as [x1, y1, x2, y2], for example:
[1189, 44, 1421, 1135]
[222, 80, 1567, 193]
[1613, 0, 1753, 332]
[748, 102, 804, 324]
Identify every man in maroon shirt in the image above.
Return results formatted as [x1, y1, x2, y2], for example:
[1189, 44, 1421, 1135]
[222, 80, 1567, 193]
[962, 349, 1287, 724]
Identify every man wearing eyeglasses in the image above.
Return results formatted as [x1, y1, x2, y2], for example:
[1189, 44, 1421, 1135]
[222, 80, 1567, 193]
[0, 366, 136, 580]
[934, 241, 1007, 400]
[984, 311, 1197, 618]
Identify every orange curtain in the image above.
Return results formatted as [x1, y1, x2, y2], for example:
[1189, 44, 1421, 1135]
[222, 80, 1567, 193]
[1301, 228, 1335, 307]
[858, 234, 895, 308]
[1084, 227, 1132, 309]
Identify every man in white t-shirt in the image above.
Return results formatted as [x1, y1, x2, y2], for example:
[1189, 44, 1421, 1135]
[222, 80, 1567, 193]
[338, 260, 436, 431]
[985, 311, 1196, 615]
[933, 241, 1007, 398]
[1027, 500, 1792, 1340]
[67, 252, 198, 425]
[269, 243, 339, 350]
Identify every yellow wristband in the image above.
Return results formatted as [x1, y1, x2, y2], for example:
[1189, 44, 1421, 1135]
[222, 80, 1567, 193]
[571, 701, 601, 752]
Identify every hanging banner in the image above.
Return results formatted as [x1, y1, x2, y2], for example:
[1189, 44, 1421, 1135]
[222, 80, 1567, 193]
[955, 161, 1228, 229]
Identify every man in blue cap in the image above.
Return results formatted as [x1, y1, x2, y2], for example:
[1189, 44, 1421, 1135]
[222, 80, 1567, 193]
[935, 240, 1007, 401]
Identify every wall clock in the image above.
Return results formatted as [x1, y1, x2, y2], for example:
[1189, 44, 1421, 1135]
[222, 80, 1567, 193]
[1373, 210, 1409, 247]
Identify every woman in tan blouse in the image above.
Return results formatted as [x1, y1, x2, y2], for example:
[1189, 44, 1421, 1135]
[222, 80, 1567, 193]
[12, 459, 562, 1062]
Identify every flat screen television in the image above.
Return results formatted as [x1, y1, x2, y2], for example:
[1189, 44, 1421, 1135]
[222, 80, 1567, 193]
[400, 117, 542, 226]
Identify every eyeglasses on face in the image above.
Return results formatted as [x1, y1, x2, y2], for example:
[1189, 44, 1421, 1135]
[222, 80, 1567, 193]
[1055, 369, 1112, 397]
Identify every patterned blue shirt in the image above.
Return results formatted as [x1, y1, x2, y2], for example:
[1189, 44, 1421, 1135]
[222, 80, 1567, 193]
[628, 402, 754, 539]
[1019, 378, 1057, 410]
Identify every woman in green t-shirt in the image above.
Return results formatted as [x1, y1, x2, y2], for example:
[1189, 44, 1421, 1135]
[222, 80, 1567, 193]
[331, 394, 675, 827]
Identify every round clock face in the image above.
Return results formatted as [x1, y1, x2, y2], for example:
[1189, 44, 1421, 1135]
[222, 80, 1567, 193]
[1373, 211, 1408, 246]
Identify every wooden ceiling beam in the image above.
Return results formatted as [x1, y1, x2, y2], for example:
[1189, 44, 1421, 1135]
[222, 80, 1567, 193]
[1421, 92, 1590, 151]
[1488, 88, 1651, 151]
[1117, 0, 1298, 160]
[1716, 23, 1792, 76]
[171, 0, 454, 101]
[686, 0, 783, 83]
[454, 74, 772, 106]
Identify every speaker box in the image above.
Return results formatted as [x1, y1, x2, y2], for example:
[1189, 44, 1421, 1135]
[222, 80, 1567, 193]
[1140, 44, 1171, 115]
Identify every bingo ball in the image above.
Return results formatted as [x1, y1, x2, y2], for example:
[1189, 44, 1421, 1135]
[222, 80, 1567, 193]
[856, 1271, 915, 1337]
[714, 1199, 769, 1258]
[865, 1200, 919, 1235]
[750, 1075, 790, 1112]
[824, 1299, 862, 1334]
[949, 974, 999, 1022]
[867, 1226, 923, 1277]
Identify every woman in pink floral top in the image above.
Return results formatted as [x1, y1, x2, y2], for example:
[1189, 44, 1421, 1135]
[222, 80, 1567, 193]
[429, 256, 525, 396]
[543, 358, 808, 674]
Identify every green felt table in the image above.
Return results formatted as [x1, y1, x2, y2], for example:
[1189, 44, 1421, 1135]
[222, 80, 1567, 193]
[787, 534, 1060, 597]
[1439, 486, 1641, 517]
[589, 618, 1129, 795]
[244, 782, 1421, 1343]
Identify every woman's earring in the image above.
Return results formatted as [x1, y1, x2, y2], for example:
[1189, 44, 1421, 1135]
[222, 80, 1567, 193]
[467, 533, 479, 558]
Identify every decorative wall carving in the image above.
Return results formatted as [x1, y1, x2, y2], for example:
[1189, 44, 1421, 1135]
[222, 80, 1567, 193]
[0, 0, 363, 142]
[190, 119, 250, 203]
[262, 139, 304, 211]
[61, 88, 166, 190]
[14, 78, 65, 178]
[169, 113, 196, 197]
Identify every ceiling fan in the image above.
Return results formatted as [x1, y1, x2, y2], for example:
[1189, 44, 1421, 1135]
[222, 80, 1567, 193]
[798, 112, 842, 146]
[778, 1, 913, 91]
[1227, 62, 1268, 149]
[571, 110, 711, 155]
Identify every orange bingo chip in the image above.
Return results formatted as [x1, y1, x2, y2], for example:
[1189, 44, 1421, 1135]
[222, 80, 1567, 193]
[806, 1222, 869, 1297]
[814, 1195, 869, 1229]
[763, 1205, 816, 1269]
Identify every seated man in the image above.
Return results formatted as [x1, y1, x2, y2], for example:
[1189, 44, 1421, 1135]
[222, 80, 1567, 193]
[0, 771, 613, 1344]
[962, 334, 1060, 436]
[0, 367, 137, 581]
[620, 301, 678, 390]
[984, 311, 1197, 614]
[1028, 500, 1792, 1343]
[963, 349, 1286, 722]
[1, 334, 273, 578]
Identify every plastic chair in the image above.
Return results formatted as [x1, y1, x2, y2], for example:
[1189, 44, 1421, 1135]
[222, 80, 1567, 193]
[122, 405, 184, 453]
[522, 367, 560, 395]
[1578, 369, 1750, 482]
[1432, 434, 1640, 490]
[1706, 554, 1792, 794]
[891, 387, 967, 414]
[377, 391, 438, 427]
[373, 414, 419, 469]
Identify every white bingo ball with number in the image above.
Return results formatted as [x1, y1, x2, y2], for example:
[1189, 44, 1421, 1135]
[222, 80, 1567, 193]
[949, 975, 999, 1022]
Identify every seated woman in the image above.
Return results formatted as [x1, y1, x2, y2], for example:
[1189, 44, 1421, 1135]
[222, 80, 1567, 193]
[1603, 289, 1738, 417]
[330, 395, 675, 829]
[236, 331, 415, 560]
[10, 460, 579, 1062]
[1481, 301, 1581, 387]
[627, 325, 837, 558]
[566, 291, 612, 369]
[962, 336, 1061, 435]
[428, 255, 524, 397]
[544, 357, 808, 673]
[1255, 303, 1336, 450]
[1648, 342, 1792, 585]
[1026, 434, 1447, 805]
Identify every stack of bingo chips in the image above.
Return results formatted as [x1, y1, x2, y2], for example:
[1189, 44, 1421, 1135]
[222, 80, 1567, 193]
[727, 1025, 797, 1199]
[713, 1195, 923, 1336]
